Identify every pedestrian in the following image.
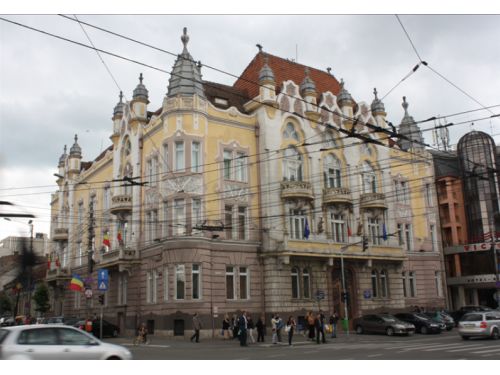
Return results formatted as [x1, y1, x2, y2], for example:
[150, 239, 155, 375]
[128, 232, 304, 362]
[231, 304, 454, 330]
[85, 317, 93, 335]
[190, 313, 201, 343]
[307, 311, 315, 340]
[238, 311, 248, 347]
[222, 314, 230, 340]
[315, 312, 325, 344]
[276, 314, 283, 342]
[135, 322, 148, 345]
[256, 314, 265, 342]
[329, 310, 339, 338]
[232, 314, 239, 339]
[247, 315, 256, 344]
[286, 315, 296, 345]
[271, 314, 279, 344]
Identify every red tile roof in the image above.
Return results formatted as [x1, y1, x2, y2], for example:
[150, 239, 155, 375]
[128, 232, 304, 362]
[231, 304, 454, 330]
[233, 52, 341, 100]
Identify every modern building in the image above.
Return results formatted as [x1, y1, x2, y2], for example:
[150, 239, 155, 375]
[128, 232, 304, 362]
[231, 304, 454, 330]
[47, 28, 446, 336]
[432, 131, 500, 309]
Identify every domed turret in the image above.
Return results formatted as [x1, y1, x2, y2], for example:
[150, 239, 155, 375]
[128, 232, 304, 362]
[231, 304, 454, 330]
[133, 73, 149, 102]
[113, 91, 125, 117]
[336, 78, 353, 107]
[300, 67, 317, 96]
[58, 145, 67, 168]
[397, 96, 424, 151]
[371, 88, 385, 115]
[69, 134, 82, 159]
[258, 56, 275, 84]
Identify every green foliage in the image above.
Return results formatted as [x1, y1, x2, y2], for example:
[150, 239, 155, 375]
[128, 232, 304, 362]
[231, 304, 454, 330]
[0, 292, 12, 315]
[33, 283, 50, 314]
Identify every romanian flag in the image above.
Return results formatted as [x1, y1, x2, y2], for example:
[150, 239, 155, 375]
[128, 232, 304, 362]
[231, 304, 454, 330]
[103, 232, 111, 247]
[55, 255, 61, 268]
[347, 224, 352, 237]
[117, 230, 123, 245]
[69, 274, 84, 291]
[47, 253, 52, 269]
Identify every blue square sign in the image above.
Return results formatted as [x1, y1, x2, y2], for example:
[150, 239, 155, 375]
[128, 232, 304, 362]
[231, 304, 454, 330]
[98, 269, 109, 291]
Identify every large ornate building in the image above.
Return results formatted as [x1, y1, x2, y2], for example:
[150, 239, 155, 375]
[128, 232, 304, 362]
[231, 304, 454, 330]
[47, 28, 446, 336]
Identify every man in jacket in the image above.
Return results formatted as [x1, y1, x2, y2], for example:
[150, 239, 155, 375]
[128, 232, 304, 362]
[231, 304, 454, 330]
[190, 313, 202, 343]
[238, 311, 248, 346]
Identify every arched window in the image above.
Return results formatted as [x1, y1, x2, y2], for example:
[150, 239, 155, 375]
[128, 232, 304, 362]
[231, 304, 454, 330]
[362, 162, 377, 193]
[291, 267, 300, 299]
[283, 147, 303, 181]
[123, 138, 131, 157]
[283, 122, 299, 141]
[302, 268, 310, 298]
[324, 154, 342, 188]
[380, 270, 388, 298]
[371, 270, 379, 298]
[123, 163, 133, 195]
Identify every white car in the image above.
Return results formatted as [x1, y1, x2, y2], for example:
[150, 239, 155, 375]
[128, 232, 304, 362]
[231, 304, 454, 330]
[0, 324, 132, 360]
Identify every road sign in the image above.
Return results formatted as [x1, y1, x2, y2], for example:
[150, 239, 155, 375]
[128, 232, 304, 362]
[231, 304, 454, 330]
[363, 290, 372, 299]
[316, 290, 325, 300]
[97, 269, 109, 291]
[85, 289, 93, 299]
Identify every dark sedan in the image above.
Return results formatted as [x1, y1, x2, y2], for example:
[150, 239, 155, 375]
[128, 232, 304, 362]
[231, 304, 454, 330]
[354, 314, 415, 336]
[92, 319, 119, 338]
[394, 313, 441, 334]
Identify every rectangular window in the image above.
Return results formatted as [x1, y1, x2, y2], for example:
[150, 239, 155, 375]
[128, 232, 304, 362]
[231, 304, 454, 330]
[76, 243, 82, 267]
[225, 205, 233, 240]
[425, 183, 433, 206]
[402, 271, 407, 298]
[174, 199, 185, 235]
[146, 271, 152, 303]
[163, 144, 169, 173]
[239, 266, 248, 300]
[397, 223, 404, 246]
[163, 266, 169, 301]
[291, 268, 299, 299]
[78, 202, 84, 225]
[430, 224, 437, 252]
[74, 291, 81, 309]
[368, 217, 381, 245]
[235, 152, 247, 182]
[289, 209, 306, 240]
[175, 265, 185, 300]
[380, 271, 388, 298]
[371, 272, 378, 298]
[330, 212, 347, 243]
[118, 273, 128, 305]
[162, 202, 169, 238]
[409, 271, 416, 297]
[147, 159, 153, 186]
[191, 142, 201, 173]
[152, 157, 158, 186]
[223, 150, 232, 180]
[226, 266, 235, 299]
[192, 199, 202, 228]
[238, 206, 246, 240]
[192, 264, 201, 300]
[302, 270, 310, 299]
[435, 271, 443, 297]
[175, 141, 185, 171]
[404, 224, 412, 251]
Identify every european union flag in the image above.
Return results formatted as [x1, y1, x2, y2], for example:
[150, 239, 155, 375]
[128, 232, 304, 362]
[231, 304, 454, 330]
[304, 218, 310, 239]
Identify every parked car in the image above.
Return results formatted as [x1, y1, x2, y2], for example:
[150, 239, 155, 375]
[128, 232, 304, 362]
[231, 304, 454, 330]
[353, 314, 415, 336]
[439, 312, 455, 331]
[0, 324, 132, 360]
[421, 312, 448, 331]
[43, 316, 81, 326]
[394, 313, 442, 334]
[458, 311, 500, 340]
[0, 316, 14, 327]
[76, 319, 119, 338]
[451, 305, 492, 326]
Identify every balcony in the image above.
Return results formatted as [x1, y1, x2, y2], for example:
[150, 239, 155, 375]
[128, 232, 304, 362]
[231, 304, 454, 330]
[446, 274, 498, 287]
[99, 248, 140, 273]
[46, 267, 71, 284]
[323, 187, 352, 205]
[53, 227, 68, 241]
[360, 192, 387, 210]
[280, 181, 314, 200]
[109, 194, 133, 216]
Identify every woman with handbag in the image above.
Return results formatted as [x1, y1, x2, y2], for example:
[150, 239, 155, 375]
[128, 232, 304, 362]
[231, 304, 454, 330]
[286, 315, 296, 346]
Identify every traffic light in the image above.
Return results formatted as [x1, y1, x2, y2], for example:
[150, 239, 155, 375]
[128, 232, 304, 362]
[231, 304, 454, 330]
[341, 291, 349, 303]
[362, 236, 368, 252]
[98, 294, 104, 305]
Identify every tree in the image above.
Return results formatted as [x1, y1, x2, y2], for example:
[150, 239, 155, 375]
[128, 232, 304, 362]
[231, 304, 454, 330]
[33, 283, 50, 315]
[0, 292, 12, 315]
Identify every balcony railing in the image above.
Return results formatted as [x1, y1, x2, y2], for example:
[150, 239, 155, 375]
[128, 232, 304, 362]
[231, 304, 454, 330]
[99, 248, 138, 267]
[53, 227, 68, 241]
[46, 267, 71, 281]
[109, 194, 133, 216]
[360, 192, 387, 209]
[323, 187, 352, 205]
[280, 181, 314, 200]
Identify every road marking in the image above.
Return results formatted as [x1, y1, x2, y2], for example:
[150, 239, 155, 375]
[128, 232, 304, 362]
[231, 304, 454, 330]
[367, 354, 383, 358]
[471, 347, 500, 354]
[423, 344, 482, 352]
[445, 345, 488, 352]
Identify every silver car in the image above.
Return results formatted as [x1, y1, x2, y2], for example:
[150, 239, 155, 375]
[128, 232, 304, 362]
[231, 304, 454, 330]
[0, 325, 132, 360]
[458, 311, 500, 340]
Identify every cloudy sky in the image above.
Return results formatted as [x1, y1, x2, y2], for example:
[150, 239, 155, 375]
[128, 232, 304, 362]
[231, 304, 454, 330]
[1, 11, 500, 240]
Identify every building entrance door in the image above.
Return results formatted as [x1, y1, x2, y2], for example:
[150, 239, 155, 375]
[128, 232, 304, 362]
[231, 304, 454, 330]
[331, 267, 357, 328]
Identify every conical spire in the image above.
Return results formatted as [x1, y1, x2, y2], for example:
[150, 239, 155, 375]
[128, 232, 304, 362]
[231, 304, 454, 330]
[337, 78, 353, 106]
[133, 73, 149, 101]
[371, 87, 385, 114]
[258, 55, 275, 83]
[113, 91, 125, 116]
[69, 134, 82, 158]
[58, 145, 67, 167]
[300, 67, 316, 95]
[166, 28, 205, 98]
[397, 96, 424, 151]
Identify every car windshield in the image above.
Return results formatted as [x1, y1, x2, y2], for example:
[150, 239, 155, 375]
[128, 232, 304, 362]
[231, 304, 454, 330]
[414, 314, 430, 321]
[462, 314, 483, 322]
[380, 315, 396, 322]
[0, 329, 9, 343]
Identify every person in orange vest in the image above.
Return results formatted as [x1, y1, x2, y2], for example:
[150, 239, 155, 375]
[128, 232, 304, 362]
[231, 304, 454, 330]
[85, 317, 93, 335]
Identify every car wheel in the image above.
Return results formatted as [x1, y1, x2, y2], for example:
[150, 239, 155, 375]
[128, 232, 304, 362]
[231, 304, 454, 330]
[386, 327, 394, 336]
[106, 356, 121, 360]
[356, 325, 363, 334]
[491, 328, 499, 340]
[461, 336, 470, 340]
[421, 326, 428, 335]
[113, 329, 118, 338]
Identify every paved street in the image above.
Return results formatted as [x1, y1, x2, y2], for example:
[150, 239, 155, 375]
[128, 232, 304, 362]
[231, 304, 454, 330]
[104, 330, 500, 360]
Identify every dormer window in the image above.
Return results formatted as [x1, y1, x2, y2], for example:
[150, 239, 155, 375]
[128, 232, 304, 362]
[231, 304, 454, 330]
[214, 97, 229, 107]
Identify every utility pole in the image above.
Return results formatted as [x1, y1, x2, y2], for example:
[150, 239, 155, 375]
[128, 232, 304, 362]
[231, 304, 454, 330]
[87, 199, 95, 318]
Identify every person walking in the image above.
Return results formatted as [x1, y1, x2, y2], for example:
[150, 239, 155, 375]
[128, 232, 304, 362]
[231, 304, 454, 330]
[271, 314, 279, 344]
[247, 315, 256, 344]
[329, 310, 339, 338]
[315, 312, 326, 344]
[190, 313, 202, 343]
[307, 311, 315, 340]
[238, 311, 248, 347]
[222, 314, 231, 340]
[256, 314, 265, 342]
[276, 314, 283, 342]
[286, 315, 296, 346]
[231, 314, 239, 339]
